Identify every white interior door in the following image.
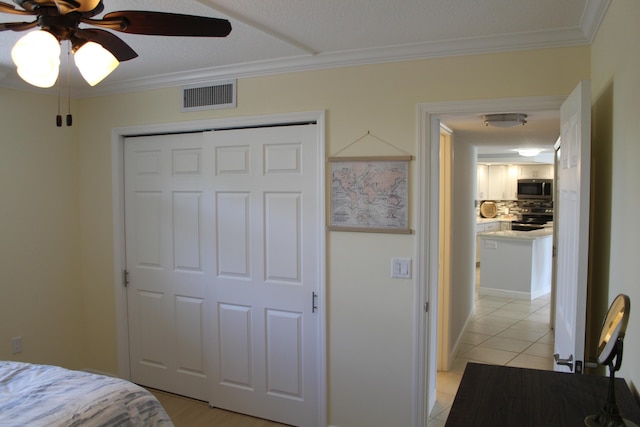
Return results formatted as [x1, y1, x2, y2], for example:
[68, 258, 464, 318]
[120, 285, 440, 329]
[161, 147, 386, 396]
[124, 132, 209, 400]
[204, 124, 320, 427]
[553, 81, 591, 373]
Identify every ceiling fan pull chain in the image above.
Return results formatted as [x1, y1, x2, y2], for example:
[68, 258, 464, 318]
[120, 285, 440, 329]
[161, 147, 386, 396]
[55, 44, 65, 127]
[66, 42, 72, 126]
[56, 61, 62, 127]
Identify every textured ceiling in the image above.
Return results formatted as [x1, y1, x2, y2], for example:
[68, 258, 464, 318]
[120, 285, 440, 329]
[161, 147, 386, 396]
[0, 0, 609, 156]
[0, 0, 608, 96]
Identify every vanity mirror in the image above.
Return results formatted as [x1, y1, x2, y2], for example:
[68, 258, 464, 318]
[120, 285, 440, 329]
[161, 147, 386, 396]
[585, 294, 637, 427]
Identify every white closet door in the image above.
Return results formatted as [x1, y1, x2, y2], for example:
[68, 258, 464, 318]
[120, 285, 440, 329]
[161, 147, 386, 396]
[205, 124, 320, 427]
[124, 132, 209, 400]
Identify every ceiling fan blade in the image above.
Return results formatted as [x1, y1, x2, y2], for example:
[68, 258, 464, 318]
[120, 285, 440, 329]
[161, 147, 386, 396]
[97, 11, 232, 37]
[0, 20, 38, 31]
[0, 1, 35, 15]
[74, 28, 138, 61]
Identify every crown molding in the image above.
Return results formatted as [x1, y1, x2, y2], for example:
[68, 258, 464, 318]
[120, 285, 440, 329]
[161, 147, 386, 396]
[75, 25, 593, 98]
[582, 0, 612, 43]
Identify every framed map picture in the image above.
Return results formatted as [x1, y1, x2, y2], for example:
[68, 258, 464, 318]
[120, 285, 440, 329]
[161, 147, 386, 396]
[328, 156, 410, 234]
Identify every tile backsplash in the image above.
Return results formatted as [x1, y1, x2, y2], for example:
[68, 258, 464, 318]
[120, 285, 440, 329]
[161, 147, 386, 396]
[477, 200, 523, 218]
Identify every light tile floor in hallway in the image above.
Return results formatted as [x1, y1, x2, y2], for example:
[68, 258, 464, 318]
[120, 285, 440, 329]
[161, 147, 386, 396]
[427, 290, 555, 426]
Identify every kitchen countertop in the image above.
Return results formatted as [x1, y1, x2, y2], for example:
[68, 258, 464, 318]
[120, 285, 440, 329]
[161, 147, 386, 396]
[477, 216, 517, 223]
[478, 228, 553, 240]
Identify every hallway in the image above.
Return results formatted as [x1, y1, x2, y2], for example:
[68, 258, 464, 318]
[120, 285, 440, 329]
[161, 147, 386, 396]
[428, 291, 554, 426]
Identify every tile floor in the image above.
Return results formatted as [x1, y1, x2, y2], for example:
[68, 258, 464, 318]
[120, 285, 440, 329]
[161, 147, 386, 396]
[427, 281, 554, 426]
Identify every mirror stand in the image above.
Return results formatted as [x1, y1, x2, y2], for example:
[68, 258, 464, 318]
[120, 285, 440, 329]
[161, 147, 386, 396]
[585, 339, 639, 427]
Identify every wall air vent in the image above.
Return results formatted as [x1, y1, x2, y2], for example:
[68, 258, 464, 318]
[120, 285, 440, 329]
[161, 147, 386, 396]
[181, 79, 236, 112]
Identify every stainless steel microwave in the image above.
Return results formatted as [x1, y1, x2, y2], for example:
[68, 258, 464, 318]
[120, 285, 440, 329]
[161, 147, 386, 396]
[517, 179, 553, 200]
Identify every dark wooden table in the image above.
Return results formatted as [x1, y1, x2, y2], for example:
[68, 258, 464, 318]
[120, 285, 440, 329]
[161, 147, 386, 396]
[446, 363, 640, 427]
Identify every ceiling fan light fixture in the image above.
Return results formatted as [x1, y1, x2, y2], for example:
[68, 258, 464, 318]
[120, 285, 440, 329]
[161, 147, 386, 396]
[483, 113, 528, 128]
[11, 30, 61, 88]
[74, 41, 119, 86]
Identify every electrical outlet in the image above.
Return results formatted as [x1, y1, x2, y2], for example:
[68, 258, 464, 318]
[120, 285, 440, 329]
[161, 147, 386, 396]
[11, 336, 22, 354]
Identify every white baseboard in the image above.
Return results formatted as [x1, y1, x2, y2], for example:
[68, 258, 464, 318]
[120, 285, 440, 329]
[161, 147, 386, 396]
[448, 305, 476, 368]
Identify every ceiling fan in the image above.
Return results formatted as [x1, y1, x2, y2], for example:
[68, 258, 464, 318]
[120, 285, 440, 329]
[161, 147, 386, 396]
[0, 0, 232, 87]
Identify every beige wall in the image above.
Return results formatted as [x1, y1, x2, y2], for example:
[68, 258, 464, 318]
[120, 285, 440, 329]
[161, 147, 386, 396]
[76, 47, 590, 426]
[2, 45, 591, 426]
[590, 0, 640, 395]
[0, 89, 84, 369]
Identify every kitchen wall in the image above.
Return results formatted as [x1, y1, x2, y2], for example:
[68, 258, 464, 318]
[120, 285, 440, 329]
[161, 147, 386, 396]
[1, 44, 591, 426]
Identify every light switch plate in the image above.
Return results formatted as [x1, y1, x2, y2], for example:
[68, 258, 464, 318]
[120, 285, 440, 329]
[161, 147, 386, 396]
[391, 258, 412, 279]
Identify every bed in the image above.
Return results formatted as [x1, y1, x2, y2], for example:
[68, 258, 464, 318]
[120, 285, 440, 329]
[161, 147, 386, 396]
[0, 361, 174, 426]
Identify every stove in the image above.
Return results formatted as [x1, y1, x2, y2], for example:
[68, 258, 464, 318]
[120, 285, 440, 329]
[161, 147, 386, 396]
[512, 201, 553, 231]
[511, 223, 545, 232]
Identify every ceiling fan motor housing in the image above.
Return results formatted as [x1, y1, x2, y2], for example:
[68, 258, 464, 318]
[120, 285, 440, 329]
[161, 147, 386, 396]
[38, 13, 79, 39]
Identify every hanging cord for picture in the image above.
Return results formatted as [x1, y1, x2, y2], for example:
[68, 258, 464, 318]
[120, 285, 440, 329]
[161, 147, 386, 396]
[330, 130, 412, 158]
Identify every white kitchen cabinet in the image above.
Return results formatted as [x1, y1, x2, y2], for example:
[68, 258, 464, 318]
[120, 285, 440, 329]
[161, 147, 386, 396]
[477, 164, 488, 199]
[484, 221, 501, 232]
[504, 165, 518, 200]
[476, 223, 485, 264]
[478, 165, 518, 200]
[478, 232, 553, 300]
[519, 164, 554, 179]
[477, 221, 502, 264]
[487, 166, 506, 200]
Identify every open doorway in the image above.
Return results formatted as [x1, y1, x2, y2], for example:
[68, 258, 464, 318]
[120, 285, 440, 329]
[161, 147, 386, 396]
[414, 96, 565, 426]
[429, 115, 558, 424]
[437, 108, 559, 361]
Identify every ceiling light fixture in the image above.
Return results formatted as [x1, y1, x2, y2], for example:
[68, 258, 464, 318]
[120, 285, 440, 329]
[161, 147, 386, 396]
[73, 41, 119, 86]
[11, 30, 119, 88]
[11, 30, 61, 88]
[517, 148, 542, 157]
[483, 113, 528, 128]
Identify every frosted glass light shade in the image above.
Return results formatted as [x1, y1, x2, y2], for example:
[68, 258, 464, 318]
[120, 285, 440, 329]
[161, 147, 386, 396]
[11, 30, 61, 88]
[518, 148, 542, 157]
[74, 42, 119, 86]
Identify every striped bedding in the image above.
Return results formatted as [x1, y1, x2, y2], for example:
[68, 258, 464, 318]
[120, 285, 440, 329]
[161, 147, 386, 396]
[0, 361, 173, 426]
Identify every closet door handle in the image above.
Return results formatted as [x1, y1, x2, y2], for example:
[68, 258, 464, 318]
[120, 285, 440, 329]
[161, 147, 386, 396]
[312, 292, 318, 314]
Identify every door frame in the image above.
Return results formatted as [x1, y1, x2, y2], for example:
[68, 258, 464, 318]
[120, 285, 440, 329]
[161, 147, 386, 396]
[111, 111, 327, 426]
[414, 97, 564, 426]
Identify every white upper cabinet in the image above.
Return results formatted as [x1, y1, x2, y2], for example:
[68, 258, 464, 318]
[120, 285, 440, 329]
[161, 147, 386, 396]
[487, 165, 506, 200]
[504, 165, 519, 200]
[477, 164, 488, 200]
[518, 164, 554, 179]
[478, 165, 519, 200]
